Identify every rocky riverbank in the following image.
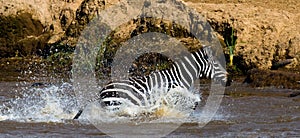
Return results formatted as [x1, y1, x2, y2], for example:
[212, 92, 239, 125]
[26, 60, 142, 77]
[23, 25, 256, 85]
[0, 0, 300, 90]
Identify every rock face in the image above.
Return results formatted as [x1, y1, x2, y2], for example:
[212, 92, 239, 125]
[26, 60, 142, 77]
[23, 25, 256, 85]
[63, 0, 120, 45]
[186, 2, 300, 69]
[1, 0, 299, 70]
[0, 0, 84, 57]
[0, 12, 47, 57]
[0, 0, 83, 37]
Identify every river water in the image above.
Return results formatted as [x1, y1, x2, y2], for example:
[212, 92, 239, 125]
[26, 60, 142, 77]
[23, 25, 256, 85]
[0, 76, 299, 137]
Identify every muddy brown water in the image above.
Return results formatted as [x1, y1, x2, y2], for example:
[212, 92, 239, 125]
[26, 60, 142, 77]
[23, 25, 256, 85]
[0, 75, 299, 137]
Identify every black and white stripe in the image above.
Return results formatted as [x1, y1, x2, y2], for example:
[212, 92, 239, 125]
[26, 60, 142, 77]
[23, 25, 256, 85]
[73, 46, 228, 119]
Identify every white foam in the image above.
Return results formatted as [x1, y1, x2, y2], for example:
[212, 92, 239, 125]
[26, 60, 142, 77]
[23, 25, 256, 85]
[0, 82, 78, 122]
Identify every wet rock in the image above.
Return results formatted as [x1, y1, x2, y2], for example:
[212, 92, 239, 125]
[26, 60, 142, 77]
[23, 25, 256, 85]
[15, 34, 51, 56]
[271, 59, 294, 70]
[244, 69, 300, 89]
[289, 92, 300, 97]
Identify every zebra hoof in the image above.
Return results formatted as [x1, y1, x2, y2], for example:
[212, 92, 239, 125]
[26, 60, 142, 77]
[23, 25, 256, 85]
[192, 102, 199, 110]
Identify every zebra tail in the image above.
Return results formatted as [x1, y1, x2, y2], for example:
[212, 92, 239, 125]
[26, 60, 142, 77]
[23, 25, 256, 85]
[73, 109, 83, 119]
[73, 93, 102, 119]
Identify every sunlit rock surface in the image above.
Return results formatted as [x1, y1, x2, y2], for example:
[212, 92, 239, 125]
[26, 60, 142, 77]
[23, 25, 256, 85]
[0, 0, 299, 70]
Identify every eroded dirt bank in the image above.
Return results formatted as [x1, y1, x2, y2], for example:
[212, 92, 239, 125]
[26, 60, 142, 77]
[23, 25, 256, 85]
[0, 0, 300, 91]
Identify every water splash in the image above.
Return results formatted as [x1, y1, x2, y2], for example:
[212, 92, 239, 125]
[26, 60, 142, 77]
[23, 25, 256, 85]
[82, 85, 202, 123]
[0, 81, 223, 124]
[0, 82, 78, 122]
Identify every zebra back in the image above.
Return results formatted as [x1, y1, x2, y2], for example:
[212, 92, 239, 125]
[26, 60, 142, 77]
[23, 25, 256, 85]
[99, 46, 228, 106]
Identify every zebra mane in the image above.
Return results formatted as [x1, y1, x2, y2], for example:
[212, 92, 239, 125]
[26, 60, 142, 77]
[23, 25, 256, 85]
[202, 45, 224, 68]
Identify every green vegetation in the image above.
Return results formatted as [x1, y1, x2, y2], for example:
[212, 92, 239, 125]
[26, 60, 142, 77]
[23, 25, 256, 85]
[45, 43, 74, 73]
[224, 25, 237, 66]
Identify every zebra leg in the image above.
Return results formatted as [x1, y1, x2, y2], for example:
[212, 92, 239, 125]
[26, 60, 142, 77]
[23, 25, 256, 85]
[191, 79, 201, 110]
[191, 93, 201, 110]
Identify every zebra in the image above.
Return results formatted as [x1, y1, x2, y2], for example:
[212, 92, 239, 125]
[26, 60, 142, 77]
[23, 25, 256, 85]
[73, 46, 230, 119]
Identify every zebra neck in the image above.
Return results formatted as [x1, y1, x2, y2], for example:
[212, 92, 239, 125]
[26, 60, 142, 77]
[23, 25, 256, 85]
[190, 48, 212, 79]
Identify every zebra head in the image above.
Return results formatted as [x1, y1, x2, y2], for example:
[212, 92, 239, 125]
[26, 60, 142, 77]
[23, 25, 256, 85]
[202, 46, 230, 86]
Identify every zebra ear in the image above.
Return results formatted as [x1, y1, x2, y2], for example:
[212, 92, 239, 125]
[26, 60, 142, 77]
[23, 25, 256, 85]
[202, 45, 213, 59]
